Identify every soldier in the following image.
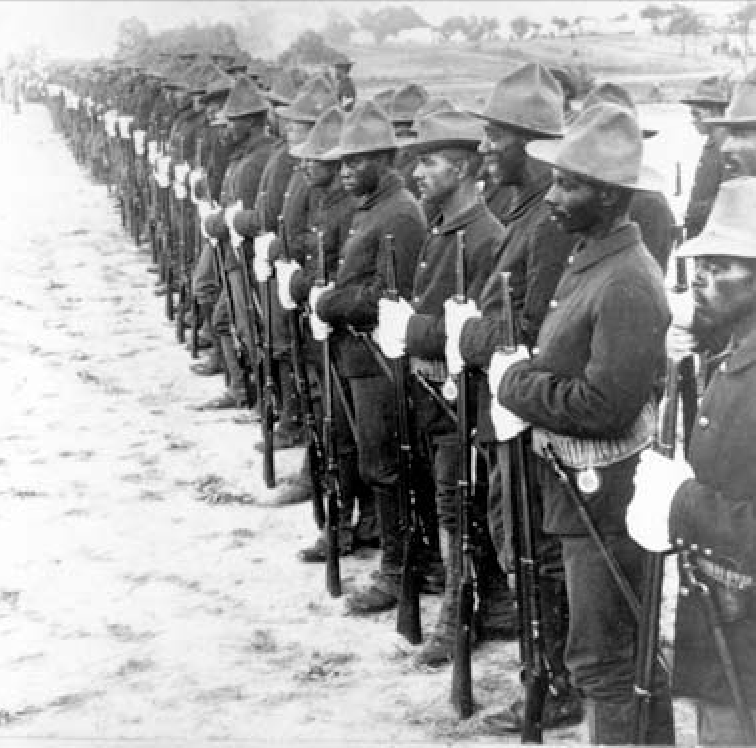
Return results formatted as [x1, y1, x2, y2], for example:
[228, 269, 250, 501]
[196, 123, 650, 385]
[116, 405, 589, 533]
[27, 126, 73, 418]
[629, 176, 756, 746]
[309, 101, 427, 614]
[681, 75, 730, 239]
[385, 83, 429, 199]
[489, 102, 673, 743]
[334, 58, 356, 112]
[372, 110, 503, 664]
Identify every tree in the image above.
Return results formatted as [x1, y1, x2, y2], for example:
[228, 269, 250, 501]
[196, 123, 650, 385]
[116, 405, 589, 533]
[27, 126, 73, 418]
[552, 16, 572, 32]
[277, 30, 343, 67]
[640, 4, 672, 21]
[115, 17, 151, 59]
[732, 1, 756, 66]
[358, 5, 428, 44]
[510, 15, 533, 39]
[322, 9, 357, 45]
[667, 3, 705, 56]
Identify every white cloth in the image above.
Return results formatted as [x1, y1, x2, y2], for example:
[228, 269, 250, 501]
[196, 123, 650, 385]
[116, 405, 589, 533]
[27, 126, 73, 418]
[147, 140, 159, 166]
[253, 255, 273, 283]
[118, 115, 134, 140]
[225, 201, 244, 250]
[666, 289, 699, 360]
[373, 297, 414, 359]
[155, 156, 171, 189]
[174, 161, 190, 186]
[199, 203, 220, 240]
[626, 449, 694, 552]
[103, 109, 118, 138]
[275, 259, 301, 310]
[491, 400, 530, 442]
[253, 232, 277, 261]
[133, 129, 146, 156]
[443, 298, 480, 376]
[488, 347, 530, 397]
[309, 283, 334, 341]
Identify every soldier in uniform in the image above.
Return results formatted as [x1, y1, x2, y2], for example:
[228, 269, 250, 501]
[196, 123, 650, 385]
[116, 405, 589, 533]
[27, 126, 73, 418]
[489, 102, 673, 743]
[630, 177, 756, 746]
[334, 58, 356, 112]
[681, 75, 731, 239]
[310, 101, 427, 614]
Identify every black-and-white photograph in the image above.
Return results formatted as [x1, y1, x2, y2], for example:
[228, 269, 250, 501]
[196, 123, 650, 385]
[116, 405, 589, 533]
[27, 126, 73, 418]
[1, 1, 754, 744]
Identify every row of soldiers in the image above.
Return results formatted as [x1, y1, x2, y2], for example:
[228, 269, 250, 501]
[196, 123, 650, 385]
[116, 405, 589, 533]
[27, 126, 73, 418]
[41, 49, 756, 745]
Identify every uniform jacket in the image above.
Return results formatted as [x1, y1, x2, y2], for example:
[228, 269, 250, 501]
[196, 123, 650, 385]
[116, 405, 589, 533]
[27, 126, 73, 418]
[499, 222, 669, 534]
[317, 170, 427, 378]
[669, 328, 756, 705]
[459, 175, 575, 443]
[684, 134, 726, 239]
[630, 190, 675, 275]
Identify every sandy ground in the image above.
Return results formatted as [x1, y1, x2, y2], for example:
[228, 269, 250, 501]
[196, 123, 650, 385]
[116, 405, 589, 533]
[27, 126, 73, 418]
[0, 101, 698, 746]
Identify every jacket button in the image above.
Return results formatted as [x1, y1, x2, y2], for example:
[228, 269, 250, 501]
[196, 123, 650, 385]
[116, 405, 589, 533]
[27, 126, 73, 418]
[413, 296, 420, 303]
[338, 258, 344, 265]
[419, 261, 427, 270]
[532, 347, 540, 355]
[549, 299, 558, 309]
[698, 415, 710, 429]
[306, 255, 312, 261]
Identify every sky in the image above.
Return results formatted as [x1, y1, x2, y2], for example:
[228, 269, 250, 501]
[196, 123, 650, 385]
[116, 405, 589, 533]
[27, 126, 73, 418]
[0, 1, 743, 61]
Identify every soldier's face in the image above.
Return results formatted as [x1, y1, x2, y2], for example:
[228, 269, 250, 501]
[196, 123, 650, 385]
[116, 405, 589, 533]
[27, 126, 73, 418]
[479, 123, 527, 185]
[692, 256, 756, 331]
[413, 151, 459, 204]
[721, 130, 756, 180]
[341, 154, 380, 196]
[304, 159, 338, 187]
[545, 169, 603, 234]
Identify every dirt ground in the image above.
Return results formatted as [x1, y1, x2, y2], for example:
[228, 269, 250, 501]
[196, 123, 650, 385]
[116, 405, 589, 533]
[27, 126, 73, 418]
[0, 101, 698, 746]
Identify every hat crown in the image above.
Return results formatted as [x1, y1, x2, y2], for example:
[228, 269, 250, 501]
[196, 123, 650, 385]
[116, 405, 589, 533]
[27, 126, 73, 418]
[390, 83, 429, 123]
[338, 100, 398, 155]
[481, 62, 564, 136]
[685, 75, 731, 105]
[223, 76, 267, 118]
[583, 83, 638, 117]
[280, 75, 337, 122]
[373, 89, 395, 114]
[413, 110, 485, 148]
[723, 79, 756, 122]
[553, 102, 643, 186]
[295, 106, 345, 159]
[265, 69, 298, 105]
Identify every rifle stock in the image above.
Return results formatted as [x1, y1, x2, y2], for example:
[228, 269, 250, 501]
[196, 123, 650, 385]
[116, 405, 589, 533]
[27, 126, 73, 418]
[259, 195, 276, 489]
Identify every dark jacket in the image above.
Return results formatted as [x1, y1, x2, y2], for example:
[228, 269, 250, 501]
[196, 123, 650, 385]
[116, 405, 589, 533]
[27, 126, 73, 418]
[317, 170, 427, 378]
[631, 190, 675, 275]
[684, 134, 726, 239]
[669, 328, 756, 706]
[499, 222, 669, 534]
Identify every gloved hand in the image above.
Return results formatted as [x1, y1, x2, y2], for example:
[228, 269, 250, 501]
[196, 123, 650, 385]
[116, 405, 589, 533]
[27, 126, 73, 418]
[666, 289, 699, 360]
[275, 259, 302, 310]
[373, 297, 414, 359]
[155, 155, 171, 188]
[309, 283, 334, 341]
[225, 201, 244, 249]
[253, 254, 273, 283]
[147, 140, 159, 166]
[491, 400, 530, 442]
[133, 129, 146, 155]
[626, 449, 694, 552]
[444, 298, 480, 375]
[118, 115, 134, 140]
[254, 232, 277, 261]
[488, 347, 530, 396]
[200, 204, 221, 240]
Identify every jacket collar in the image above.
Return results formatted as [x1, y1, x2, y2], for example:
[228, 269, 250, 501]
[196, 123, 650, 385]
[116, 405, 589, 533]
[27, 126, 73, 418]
[360, 169, 404, 212]
[721, 328, 756, 375]
[431, 198, 487, 236]
[569, 222, 641, 275]
[503, 172, 551, 223]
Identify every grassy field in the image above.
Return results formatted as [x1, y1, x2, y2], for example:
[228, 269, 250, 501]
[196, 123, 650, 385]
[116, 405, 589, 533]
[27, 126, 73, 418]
[347, 31, 744, 106]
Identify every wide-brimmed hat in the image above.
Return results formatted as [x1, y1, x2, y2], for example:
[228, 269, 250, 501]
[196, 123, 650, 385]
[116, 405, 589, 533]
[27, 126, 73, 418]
[334, 58, 353, 70]
[201, 68, 235, 102]
[405, 110, 485, 154]
[276, 75, 337, 123]
[678, 177, 756, 258]
[290, 105, 345, 160]
[220, 76, 268, 119]
[388, 83, 429, 124]
[526, 102, 665, 192]
[550, 66, 578, 101]
[324, 100, 398, 158]
[184, 60, 227, 95]
[373, 88, 395, 114]
[680, 75, 731, 108]
[469, 62, 564, 138]
[263, 69, 298, 106]
[705, 70, 756, 127]
[582, 83, 658, 138]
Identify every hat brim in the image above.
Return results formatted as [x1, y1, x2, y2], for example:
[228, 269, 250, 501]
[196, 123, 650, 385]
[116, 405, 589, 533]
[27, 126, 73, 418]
[680, 96, 729, 107]
[676, 229, 749, 258]
[224, 106, 268, 119]
[703, 115, 756, 127]
[322, 142, 398, 159]
[289, 142, 340, 161]
[526, 139, 667, 192]
[264, 93, 293, 106]
[467, 110, 564, 139]
[276, 105, 318, 123]
[403, 137, 482, 154]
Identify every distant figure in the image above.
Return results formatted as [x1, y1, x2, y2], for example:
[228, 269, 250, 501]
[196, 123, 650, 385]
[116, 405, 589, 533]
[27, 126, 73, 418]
[334, 59, 355, 112]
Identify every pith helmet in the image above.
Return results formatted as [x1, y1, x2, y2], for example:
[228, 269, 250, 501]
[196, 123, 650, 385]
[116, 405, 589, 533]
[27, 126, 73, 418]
[706, 70, 756, 127]
[526, 102, 665, 192]
[678, 177, 756, 258]
[221, 76, 268, 119]
[290, 106, 345, 160]
[325, 100, 398, 158]
[276, 75, 337, 122]
[470, 62, 564, 138]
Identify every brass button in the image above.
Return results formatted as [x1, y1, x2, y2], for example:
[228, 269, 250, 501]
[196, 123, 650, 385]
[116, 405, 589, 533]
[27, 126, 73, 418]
[419, 261, 427, 270]
[532, 347, 540, 355]
[549, 299, 558, 309]
[698, 415, 709, 429]
[413, 296, 420, 303]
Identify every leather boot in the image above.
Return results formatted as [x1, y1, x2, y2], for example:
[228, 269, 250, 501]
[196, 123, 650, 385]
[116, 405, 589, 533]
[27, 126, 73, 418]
[413, 527, 460, 668]
[219, 334, 255, 406]
[190, 345, 224, 376]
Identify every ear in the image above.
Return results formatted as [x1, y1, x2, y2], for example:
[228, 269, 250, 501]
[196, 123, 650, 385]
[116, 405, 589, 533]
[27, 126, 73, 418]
[598, 186, 621, 208]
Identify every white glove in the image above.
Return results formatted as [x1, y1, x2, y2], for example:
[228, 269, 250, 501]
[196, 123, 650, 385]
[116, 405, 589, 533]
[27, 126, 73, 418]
[174, 161, 190, 186]
[309, 283, 334, 341]
[200, 203, 221, 240]
[225, 200, 244, 249]
[666, 325, 699, 361]
[373, 297, 414, 359]
[133, 129, 146, 155]
[488, 347, 530, 396]
[491, 400, 530, 442]
[147, 140, 159, 165]
[626, 449, 694, 552]
[252, 255, 272, 283]
[444, 298, 481, 376]
[253, 232, 277, 261]
[118, 115, 134, 140]
[104, 109, 118, 138]
[668, 288, 696, 330]
[275, 259, 302, 310]
[155, 155, 171, 188]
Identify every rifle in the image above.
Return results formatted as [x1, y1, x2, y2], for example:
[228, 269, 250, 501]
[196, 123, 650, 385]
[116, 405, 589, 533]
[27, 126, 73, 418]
[188, 136, 204, 359]
[450, 229, 474, 717]
[318, 227, 342, 597]
[281, 217, 326, 531]
[146, 123, 160, 269]
[174, 135, 189, 344]
[259, 194, 277, 489]
[382, 234, 422, 645]
[499, 270, 549, 742]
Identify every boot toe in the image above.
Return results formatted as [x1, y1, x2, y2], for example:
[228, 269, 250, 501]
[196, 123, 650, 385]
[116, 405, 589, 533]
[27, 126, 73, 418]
[412, 635, 454, 668]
